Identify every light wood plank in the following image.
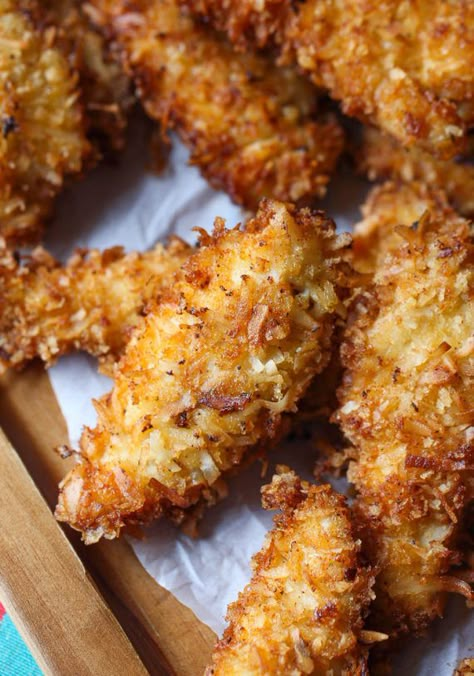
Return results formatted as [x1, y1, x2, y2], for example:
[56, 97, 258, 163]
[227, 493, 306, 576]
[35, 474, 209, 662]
[0, 427, 147, 676]
[0, 365, 216, 675]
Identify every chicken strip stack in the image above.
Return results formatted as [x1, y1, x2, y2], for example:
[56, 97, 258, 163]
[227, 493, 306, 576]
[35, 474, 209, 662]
[351, 181, 468, 274]
[335, 183, 474, 636]
[357, 127, 474, 218]
[185, 0, 474, 158]
[0, 237, 190, 374]
[0, 0, 89, 243]
[207, 468, 377, 675]
[41, 0, 133, 156]
[56, 200, 352, 543]
[88, 0, 344, 209]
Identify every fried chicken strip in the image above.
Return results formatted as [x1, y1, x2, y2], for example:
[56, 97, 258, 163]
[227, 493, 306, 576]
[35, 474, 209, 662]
[351, 180, 468, 274]
[56, 200, 352, 543]
[87, 0, 344, 209]
[207, 468, 377, 675]
[357, 127, 474, 218]
[0, 237, 190, 375]
[335, 184, 474, 636]
[185, 0, 473, 158]
[0, 0, 89, 243]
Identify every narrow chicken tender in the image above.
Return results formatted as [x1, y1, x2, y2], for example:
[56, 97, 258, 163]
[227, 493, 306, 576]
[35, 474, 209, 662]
[357, 127, 474, 218]
[88, 0, 343, 209]
[352, 181, 468, 274]
[207, 467, 377, 675]
[185, 0, 473, 158]
[41, 0, 133, 155]
[0, 237, 190, 375]
[55, 200, 352, 543]
[335, 192, 474, 636]
[0, 0, 89, 243]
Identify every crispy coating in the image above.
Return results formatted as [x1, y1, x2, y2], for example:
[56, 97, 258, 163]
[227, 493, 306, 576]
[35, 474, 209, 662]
[55, 200, 352, 543]
[0, 237, 190, 375]
[207, 467, 377, 676]
[455, 658, 474, 676]
[41, 0, 133, 156]
[185, 0, 474, 158]
[0, 0, 89, 243]
[357, 126, 474, 218]
[351, 180, 468, 274]
[335, 188, 474, 636]
[87, 0, 344, 209]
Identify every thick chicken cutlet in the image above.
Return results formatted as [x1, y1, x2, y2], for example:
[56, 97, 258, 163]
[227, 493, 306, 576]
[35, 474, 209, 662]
[0, 0, 89, 243]
[41, 0, 132, 156]
[357, 127, 474, 218]
[88, 0, 343, 209]
[0, 237, 190, 375]
[185, 0, 474, 158]
[56, 200, 352, 543]
[207, 468, 377, 676]
[335, 187, 474, 636]
[352, 181, 468, 274]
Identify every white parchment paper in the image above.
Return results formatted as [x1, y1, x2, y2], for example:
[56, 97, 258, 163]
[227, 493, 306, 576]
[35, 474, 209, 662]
[45, 118, 473, 671]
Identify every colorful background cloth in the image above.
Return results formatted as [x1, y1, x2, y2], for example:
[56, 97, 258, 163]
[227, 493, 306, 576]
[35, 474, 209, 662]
[0, 603, 42, 675]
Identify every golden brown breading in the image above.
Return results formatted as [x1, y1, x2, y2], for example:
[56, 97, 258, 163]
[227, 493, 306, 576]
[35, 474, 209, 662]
[55, 200, 352, 543]
[87, 0, 344, 209]
[455, 658, 474, 676]
[0, 0, 89, 244]
[357, 127, 474, 218]
[185, 0, 473, 158]
[207, 467, 378, 676]
[351, 181, 468, 275]
[41, 0, 133, 155]
[334, 189, 474, 636]
[0, 237, 190, 375]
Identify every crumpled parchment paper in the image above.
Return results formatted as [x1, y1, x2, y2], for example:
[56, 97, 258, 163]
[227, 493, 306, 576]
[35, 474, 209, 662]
[46, 120, 473, 672]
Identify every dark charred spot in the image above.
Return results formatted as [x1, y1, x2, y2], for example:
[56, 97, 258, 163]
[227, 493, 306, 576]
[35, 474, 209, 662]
[199, 390, 251, 415]
[175, 411, 189, 428]
[2, 115, 18, 138]
[344, 567, 357, 581]
[404, 112, 423, 137]
[141, 421, 152, 433]
[313, 601, 337, 621]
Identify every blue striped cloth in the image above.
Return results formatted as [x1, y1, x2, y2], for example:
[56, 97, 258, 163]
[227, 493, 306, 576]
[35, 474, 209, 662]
[0, 604, 42, 675]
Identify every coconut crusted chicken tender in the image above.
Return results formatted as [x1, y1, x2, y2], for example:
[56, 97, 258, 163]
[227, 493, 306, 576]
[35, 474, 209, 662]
[88, 0, 344, 210]
[0, 0, 89, 243]
[357, 127, 474, 218]
[0, 237, 190, 375]
[207, 468, 377, 676]
[55, 200, 352, 543]
[351, 180, 469, 276]
[334, 190, 474, 636]
[185, 0, 473, 158]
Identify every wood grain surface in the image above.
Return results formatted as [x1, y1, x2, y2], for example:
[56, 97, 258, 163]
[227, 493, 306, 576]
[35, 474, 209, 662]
[0, 365, 216, 675]
[0, 427, 147, 675]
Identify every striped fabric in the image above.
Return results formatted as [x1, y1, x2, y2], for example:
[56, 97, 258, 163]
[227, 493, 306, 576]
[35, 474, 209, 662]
[0, 603, 42, 675]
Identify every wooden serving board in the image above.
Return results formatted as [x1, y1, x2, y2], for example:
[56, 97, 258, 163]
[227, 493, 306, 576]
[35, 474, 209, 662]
[0, 364, 216, 675]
